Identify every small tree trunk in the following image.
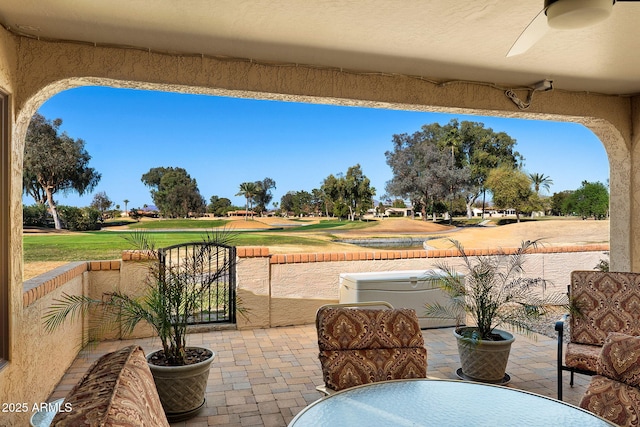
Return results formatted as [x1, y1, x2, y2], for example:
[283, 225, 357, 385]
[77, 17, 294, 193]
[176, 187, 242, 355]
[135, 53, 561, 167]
[482, 190, 486, 220]
[45, 187, 61, 229]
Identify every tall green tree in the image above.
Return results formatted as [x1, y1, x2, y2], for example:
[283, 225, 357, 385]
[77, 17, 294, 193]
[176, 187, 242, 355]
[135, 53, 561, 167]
[236, 181, 258, 220]
[23, 113, 101, 229]
[321, 165, 376, 220]
[385, 124, 470, 221]
[529, 172, 554, 194]
[90, 191, 113, 214]
[321, 174, 342, 218]
[392, 199, 407, 208]
[450, 120, 522, 218]
[253, 177, 276, 214]
[141, 167, 205, 218]
[310, 188, 326, 217]
[571, 181, 609, 219]
[207, 195, 233, 216]
[280, 192, 294, 215]
[550, 190, 575, 216]
[344, 164, 376, 221]
[485, 166, 534, 223]
[280, 190, 313, 216]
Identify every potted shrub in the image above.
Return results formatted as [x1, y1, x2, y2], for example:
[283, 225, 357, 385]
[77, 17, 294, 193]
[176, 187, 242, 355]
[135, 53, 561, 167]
[424, 239, 566, 383]
[44, 229, 240, 422]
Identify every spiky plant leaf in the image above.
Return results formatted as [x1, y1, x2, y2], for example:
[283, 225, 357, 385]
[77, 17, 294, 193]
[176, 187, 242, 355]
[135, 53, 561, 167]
[423, 238, 568, 341]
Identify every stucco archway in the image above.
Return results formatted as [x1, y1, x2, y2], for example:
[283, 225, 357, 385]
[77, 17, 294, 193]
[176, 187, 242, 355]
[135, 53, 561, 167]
[2, 33, 635, 423]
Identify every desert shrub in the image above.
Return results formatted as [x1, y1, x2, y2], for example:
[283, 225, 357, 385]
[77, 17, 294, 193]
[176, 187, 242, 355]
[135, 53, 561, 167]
[58, 206, 102, 231]
[23, 204, 50, 227]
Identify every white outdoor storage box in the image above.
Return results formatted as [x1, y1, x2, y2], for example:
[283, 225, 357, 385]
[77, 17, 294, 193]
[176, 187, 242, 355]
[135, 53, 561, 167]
[339, 269, 458, 329]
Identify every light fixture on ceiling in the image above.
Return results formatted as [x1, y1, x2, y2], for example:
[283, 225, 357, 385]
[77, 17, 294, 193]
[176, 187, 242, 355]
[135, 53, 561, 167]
[505, 79, 554, 110]
[507, 0, 628, 57]
[533, 79, 554, 92]
[545, 0, 613, 29]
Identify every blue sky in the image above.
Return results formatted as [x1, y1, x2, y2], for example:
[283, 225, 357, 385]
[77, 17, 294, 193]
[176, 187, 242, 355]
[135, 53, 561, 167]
[32, 86, 609, 210]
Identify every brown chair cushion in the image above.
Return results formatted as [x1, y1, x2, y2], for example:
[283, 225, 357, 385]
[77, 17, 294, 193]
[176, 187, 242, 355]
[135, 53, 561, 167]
[52, 345, 169, 427]
[598, 333, 640, 387]
[580, 375, 640, 427]
[570, 271, 640, 346]
[319, 347, 427, 391]
[317, 307, 426, 351]
[565, 342, 601, 372]
[316, 307, 427, 391]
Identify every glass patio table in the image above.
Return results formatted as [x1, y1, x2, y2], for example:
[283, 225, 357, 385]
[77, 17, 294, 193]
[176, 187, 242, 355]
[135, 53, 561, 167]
[289, 379, 614, 427]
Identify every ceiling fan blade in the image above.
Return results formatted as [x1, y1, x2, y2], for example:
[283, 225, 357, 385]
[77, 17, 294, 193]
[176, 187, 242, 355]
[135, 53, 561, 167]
[507, 8, 548, 57]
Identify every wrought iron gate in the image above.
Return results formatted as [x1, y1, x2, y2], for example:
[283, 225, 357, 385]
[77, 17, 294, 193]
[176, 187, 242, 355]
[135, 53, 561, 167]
[158, 242, 236, 324]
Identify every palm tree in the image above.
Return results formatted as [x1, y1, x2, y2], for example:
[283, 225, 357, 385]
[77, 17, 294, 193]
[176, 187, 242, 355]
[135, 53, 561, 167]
[236, 182, 258, 220]
[529, 173, 553, 194]
[123, 199, 129, 216]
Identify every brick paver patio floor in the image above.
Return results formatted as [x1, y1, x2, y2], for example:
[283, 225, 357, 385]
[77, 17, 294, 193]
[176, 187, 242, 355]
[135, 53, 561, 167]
[49, 325, 590, 427]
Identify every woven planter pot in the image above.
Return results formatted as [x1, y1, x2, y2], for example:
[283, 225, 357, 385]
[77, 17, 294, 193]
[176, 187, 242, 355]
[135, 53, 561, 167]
[147, 347, 215, 422]
[454, 327, 515, 383]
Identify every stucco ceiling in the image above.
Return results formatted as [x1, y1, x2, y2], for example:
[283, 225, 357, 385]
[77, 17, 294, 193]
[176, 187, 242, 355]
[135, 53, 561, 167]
[1, 0, 639, 95]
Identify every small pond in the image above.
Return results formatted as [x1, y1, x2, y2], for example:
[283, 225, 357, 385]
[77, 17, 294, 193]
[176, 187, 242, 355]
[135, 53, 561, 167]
[337, 237, 438, 250]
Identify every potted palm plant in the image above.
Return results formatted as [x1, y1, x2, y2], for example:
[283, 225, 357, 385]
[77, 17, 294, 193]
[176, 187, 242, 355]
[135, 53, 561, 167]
[44, 229, 239, 422]
[424, 239, 566, 383]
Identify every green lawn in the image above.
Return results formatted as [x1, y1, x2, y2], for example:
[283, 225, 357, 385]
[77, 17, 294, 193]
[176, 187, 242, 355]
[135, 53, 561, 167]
[282, 219, 376, 232]
[23, 231, 333, 262]
[23, 218, 376, 262]
[128, 219, 229, 229]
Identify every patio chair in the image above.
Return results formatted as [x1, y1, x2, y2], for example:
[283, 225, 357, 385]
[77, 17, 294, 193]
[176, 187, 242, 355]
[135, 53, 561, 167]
[315, 301, 427, 395]
[579, 332, 640, 426]
[556, 271, 640, 400]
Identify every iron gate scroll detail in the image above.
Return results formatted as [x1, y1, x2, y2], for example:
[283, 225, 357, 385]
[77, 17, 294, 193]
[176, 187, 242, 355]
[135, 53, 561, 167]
[158, 242, 236, 324]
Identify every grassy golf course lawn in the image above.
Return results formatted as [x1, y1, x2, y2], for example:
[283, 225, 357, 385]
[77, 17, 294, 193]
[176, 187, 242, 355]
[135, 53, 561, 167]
[22, 216, 609, 280]
[22, 230, 335, 262]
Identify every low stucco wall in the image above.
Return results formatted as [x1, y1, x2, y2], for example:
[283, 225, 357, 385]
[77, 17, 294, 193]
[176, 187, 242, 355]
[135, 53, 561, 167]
[1, 259, 129, 425]
[259, 246, 609, 327]
[236, 250, 271, 330]
[0, 262, 88, 426]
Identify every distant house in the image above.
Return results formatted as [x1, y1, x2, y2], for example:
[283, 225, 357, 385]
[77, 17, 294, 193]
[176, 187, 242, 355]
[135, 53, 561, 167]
[128, 205, 159, 218]
[472, 207, 525, 217]
[472, 208, 500, 217]
[384, 207, 414, 217]
[142, 205, 159, 214]
[227, 210, 256, 217]
[365, 206, 415, 218]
